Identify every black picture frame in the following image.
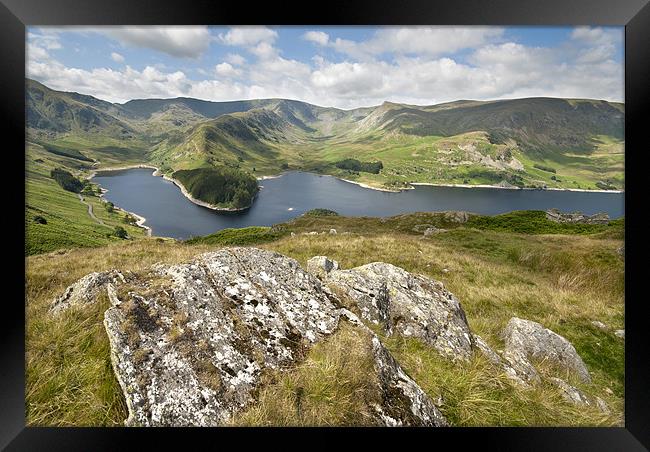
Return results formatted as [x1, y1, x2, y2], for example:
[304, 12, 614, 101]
[3, 0, 648, 449]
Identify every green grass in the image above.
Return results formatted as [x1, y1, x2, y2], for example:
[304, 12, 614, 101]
[185, 226, 287, 246]
[25, 143, 147, 255]
[466, 210, 624, 235]
[26, 212, 624, 426]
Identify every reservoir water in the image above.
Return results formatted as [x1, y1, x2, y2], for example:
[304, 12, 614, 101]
[93, 169, 624, 239]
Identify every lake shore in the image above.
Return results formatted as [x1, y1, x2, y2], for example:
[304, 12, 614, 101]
[264, 171, 623, 194]
[411, 182, 624, 193]
[94, 186, 153, 237]
[90, 164, 251, 212]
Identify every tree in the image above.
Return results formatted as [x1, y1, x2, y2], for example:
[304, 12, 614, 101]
[113, 226, 128, 239]
[50, 168, 84, 193]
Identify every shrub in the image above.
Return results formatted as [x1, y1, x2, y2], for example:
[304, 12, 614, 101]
[33, 215, 47, 225]
[50, 168, 84, 193]
[302, 208, 339, 217]
[335, 159, 383, 174]
[113, 226, 128, 239]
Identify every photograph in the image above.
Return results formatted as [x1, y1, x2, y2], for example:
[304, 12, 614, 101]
[23, 24, 627, 429]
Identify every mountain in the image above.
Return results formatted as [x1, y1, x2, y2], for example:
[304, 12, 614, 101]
[369, 97, 624, 153]
[26, 79, 136, 138]
[26, 78, 625, 192]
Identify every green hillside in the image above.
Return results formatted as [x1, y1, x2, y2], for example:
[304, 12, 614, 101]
[25, 79, 625, 245]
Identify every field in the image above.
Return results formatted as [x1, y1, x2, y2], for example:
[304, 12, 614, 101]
[25, 211, 624, 426]
[25, 143, 148, 255]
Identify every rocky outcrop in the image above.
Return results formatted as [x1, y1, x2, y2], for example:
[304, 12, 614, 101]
[103, 248, 342, 426]
[548, 377, 610, 414]
[306, 256, 339, 279]
[53, 248, 447, 427]
[340, 308, 447, 426]
[502, 317, 591, 384]
[423, 227, 447, 236]
[50, 270, 128, 314]
[370, 336, 448, 426]
[312, 257, 474, 360]
[443, 211, 470, 224]
[50, 247, 609, 425]
[545, 208, 610, 224]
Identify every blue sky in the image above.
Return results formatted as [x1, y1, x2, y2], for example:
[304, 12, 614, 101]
[27, 26, 624, 108]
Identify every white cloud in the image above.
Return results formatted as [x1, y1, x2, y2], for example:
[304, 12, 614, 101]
[571, 26, 621, 45]
[218, 26, 277, 46]
[225, 53, 246, 66]
[26, 26, 624, 108]
[110, 52, 125, 63]
[303, 31, 329, 46]
[327, 27, 505, 60]
[215, 62, 241, 77]
[28, 31, 62, 51]
[248, 41, 278, 59]
[104, 26, 211, 58]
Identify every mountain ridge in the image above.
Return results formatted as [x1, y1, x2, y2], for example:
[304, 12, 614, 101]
[26, 78, 625, 201]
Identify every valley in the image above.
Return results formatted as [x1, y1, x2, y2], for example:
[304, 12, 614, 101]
[26, 78, 625, 254]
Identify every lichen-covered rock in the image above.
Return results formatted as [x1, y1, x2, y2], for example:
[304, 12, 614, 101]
[423, 227, 446, 236]
[51, 248, 452, 427]
[339, 309, 447, 426]
[412, 224, 435, 233]
[443, 211, 470, 224]
[614, 329, 625, 339]
[548, 377, 610, 414]
[323, 261, 473, 360]
[545, 208, 610, 224]
[306, 256, 339, 279]
[549, 377, 591, 405]
[370, 336, 448, 426]
[50, 270, 126, 314]
[104, 248, 341, 426]
[472, 334, 503, 366]
[503, 317, 591, 384]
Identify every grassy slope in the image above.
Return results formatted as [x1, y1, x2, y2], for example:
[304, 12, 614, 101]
[71, 91, 622, 191]
[25, 212, 624, 426]
[26, 143, 148, 255]
[152, 117, 624, 191]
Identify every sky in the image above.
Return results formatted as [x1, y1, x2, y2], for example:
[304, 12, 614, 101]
[26, 26, 624, 109]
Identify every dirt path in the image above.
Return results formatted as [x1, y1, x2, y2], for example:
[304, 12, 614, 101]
[77, 194, 105, 226]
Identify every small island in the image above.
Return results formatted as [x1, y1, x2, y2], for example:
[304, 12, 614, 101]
[172, 167, 259, 211]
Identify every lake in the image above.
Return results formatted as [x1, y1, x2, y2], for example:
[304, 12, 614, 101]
[93, 169, 625, 239]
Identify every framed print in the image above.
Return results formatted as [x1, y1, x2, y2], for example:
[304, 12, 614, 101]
[2, 0, 649, 449]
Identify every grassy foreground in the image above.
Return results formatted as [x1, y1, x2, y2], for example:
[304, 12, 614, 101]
[25, 212, 624, 426]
